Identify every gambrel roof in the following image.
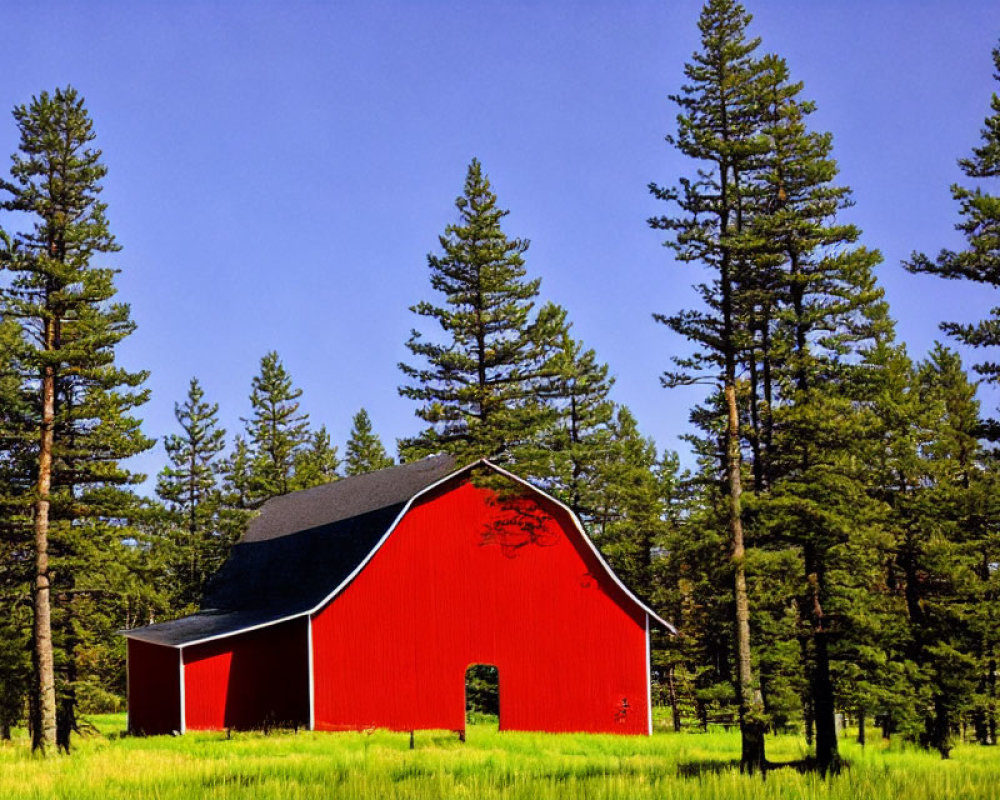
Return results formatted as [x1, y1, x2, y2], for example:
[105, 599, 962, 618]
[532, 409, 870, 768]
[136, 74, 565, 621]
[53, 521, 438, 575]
[123, 455, 672, 648]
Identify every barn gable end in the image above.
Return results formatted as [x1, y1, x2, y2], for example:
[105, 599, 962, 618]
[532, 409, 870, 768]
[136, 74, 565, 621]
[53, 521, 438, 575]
[122, 457, 673, 736]
[311, 471, 656, 734]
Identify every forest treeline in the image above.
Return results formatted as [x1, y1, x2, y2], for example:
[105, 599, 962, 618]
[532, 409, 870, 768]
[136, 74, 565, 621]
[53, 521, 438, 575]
[1, 0, 999, 775]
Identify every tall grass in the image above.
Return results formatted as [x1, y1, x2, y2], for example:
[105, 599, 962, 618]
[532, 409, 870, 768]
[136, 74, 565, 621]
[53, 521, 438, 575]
[1, 715, 997, 799]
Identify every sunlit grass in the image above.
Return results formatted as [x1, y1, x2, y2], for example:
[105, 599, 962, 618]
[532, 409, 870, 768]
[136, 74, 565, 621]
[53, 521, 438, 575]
[2, 714, 999, 799]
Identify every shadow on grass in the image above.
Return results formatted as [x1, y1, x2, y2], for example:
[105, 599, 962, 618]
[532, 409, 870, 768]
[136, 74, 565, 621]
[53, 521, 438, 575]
[678, 757, 848, 779]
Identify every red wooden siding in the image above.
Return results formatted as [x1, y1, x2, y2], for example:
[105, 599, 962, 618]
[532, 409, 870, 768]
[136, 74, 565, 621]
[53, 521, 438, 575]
[183, 617, 309, 730]
[127, 639, 180, 735]
[312, 478, 649, 734]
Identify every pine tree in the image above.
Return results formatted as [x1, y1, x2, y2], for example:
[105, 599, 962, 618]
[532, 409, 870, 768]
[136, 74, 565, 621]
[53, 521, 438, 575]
[649, 0, 771, 771]
[221, 436, 254, 510]
[291, 425, 340, 489]
[648, 450, 693, 733]
[589, 407, 663, 604]
[156, 377, 227, 607]
[398, 159, 563, 475]
[0, 87, 153, 751]
[242, 351, 310, 503]
[543, 328, 615, 521]
[867, 344, 997, 757]
[657, 441, 740, 732]
[905, 40, 1000, 390]
[743, 49, 890, 772]
[345, 408, 393, 476]
[217, 435, 255, 543]
[917, 345, 994, 755]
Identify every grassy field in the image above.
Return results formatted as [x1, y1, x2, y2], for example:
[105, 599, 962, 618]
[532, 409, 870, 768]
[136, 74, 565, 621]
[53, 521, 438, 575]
[2, 714, 999, 799]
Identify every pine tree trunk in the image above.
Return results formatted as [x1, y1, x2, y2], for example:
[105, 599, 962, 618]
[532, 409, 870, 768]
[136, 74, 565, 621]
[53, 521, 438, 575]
[799, 633, 814, 746]
[881, 713, 892, 740]
[667, 665, 682, 732]
[31, 357, 57, 752]
[857, 709, 866, 747]
[747, 345, 764, 493]
[726, 382, 766, 774]
[989, 654, 997, 746]
[805, 546, 839, 774]
[28, 645, 39, 744]
[812, 629, 839, 772]
[56, 596, 78, 753]
[930, 697, 952, 759]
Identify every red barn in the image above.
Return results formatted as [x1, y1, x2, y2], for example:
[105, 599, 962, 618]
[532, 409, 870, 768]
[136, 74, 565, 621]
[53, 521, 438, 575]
[124, 456, 674, 736]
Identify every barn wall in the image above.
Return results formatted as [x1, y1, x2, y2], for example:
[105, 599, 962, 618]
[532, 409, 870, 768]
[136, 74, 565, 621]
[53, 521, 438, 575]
[127, 639, 181, 735]
[312, 478, 650, 734]
[183, 617, 309, 731]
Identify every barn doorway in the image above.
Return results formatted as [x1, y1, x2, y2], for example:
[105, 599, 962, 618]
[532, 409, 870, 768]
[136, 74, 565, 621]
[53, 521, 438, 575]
[465, 664, 499, 730]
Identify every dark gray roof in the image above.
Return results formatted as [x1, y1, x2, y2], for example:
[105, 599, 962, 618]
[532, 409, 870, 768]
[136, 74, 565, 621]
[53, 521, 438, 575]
[124, 455, 459, 647]
[242, 454, 457, 543]
[123, 608, 292, 647]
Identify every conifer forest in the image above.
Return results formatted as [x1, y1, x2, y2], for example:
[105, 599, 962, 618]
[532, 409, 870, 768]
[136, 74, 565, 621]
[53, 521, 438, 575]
[2, 0, 1000, 788]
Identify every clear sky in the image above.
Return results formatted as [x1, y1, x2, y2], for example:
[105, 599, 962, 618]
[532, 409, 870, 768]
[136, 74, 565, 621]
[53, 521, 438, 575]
[0, 1, 997, 482]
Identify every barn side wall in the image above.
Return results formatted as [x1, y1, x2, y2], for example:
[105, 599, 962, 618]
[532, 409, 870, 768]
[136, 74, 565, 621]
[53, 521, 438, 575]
[127, 639, 181, 736]
[183, 617, 309, 731]
[312, 478, 650, 734]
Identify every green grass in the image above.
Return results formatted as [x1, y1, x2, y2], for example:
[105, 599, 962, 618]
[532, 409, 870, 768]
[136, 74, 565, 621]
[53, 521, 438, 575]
[2, 714, 999, 799]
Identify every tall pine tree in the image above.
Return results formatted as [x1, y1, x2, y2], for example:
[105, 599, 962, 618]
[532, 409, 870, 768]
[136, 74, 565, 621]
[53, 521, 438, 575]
[649, 0, 771, 771]
[745, 49, 889, 772]
[0, 87, 152, 751]
[399, 159, 563, 475]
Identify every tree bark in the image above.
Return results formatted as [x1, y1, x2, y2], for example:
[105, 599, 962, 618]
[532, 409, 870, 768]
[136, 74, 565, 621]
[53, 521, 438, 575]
[667, 665, 682, 732]
[57, 595, 78, 753]
[726, 382, 766, 773]
[805, 545, 839, 774]
[929, 696, 952, 759]
[857, 709, 866, 747]
[812, 626, 839, 772]
[799, 633, 814, 746]
[31, 348, 57, 752]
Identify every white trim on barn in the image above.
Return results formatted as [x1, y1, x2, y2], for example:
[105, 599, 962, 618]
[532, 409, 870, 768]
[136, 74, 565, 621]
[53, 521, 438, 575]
[307, 614, 315, 731]
[485, 461, 675, 632]
[645, 613, 652, 735]
[130, 459, 675, 650]
[178, 647, 186, 734]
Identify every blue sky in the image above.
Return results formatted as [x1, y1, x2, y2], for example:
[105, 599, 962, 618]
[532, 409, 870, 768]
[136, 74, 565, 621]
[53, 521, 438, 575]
[0, 1, 997, 481]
